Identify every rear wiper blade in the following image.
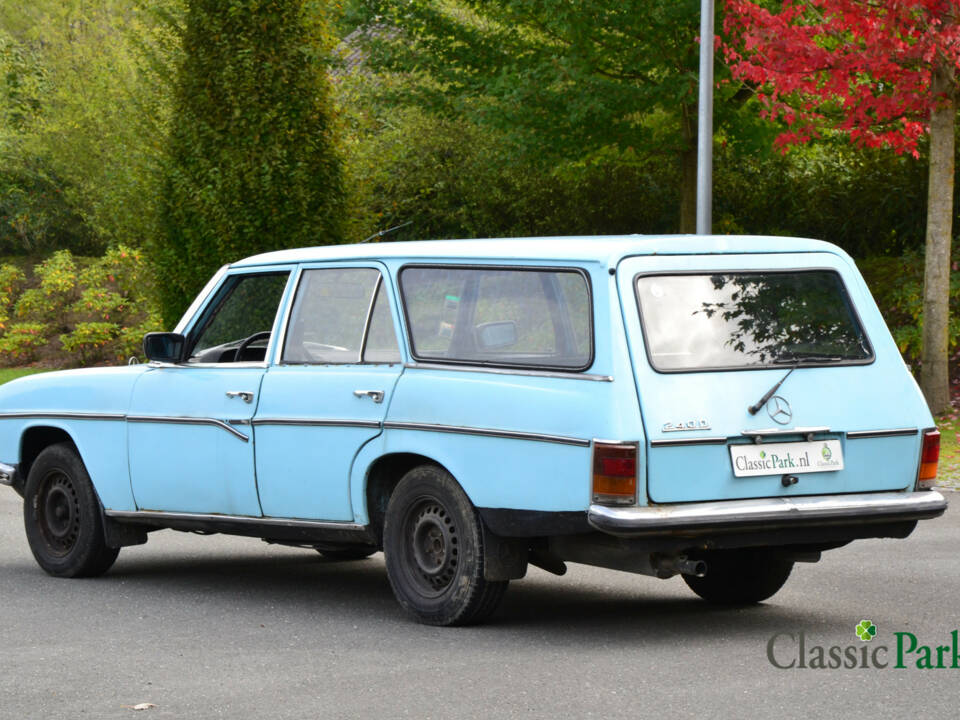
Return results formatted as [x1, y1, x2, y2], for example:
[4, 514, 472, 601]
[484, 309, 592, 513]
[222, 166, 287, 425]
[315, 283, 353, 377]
[748, 352, 847, 415]
[772, 352, 846, 364]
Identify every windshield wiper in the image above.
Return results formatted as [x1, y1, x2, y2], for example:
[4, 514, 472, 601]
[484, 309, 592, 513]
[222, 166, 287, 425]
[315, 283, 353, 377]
[747, 352, 845, 415]
[771, 351, 847, 365]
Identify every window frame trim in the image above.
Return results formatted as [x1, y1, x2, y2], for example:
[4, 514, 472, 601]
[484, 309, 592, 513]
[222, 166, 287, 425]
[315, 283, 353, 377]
[276, 263, 403, 367]
[633, 267, 876, 375]
[181, 266, 296, 368]
[397, 262, 595, 373]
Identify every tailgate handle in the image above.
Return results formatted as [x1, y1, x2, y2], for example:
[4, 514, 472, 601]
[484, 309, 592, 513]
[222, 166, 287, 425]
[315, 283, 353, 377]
[742, 426, 830, 443]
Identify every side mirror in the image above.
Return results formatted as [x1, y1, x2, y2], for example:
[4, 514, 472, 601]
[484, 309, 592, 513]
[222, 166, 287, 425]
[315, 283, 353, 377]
[475, 321, 517, 350]
[143, 332, 186, 364]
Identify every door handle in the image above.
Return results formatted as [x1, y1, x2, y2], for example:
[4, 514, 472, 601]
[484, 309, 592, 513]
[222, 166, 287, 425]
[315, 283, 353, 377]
[226, 390, 255, 404]
[353, 389, 385, 404]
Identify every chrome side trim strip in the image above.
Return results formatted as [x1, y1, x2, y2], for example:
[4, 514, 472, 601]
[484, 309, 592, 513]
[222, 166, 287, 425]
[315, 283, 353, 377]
[383, 420, 591, 447]
[127, 415, 250, 442]
[105, 509, 367, 532]
[650, 437, 728, 447]
[403, 363, 613, 383]
[588, 490, 948, 537]
[253, 418, 382, 429]
[846, 428, 919, 439]
[0, 411, 125, 421]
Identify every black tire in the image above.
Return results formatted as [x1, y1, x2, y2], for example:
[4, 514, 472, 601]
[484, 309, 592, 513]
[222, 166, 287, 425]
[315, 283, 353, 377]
[383, 465, 508, 626]
[23, 443, 119, 578]
[682, 549, 793, 604]
[315, 546, 378, 561]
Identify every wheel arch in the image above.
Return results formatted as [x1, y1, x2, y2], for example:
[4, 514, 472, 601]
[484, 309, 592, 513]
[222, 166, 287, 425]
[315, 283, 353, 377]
[20, 425, 79, 483]
[363, 452, 454, 547]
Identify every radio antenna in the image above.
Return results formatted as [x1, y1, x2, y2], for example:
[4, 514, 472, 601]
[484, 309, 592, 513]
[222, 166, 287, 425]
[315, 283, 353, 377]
[360, 220, 413, 244]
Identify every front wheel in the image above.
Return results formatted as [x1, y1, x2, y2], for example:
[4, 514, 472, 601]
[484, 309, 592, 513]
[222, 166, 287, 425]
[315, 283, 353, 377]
[682, 549, 793, 604]
[383, 465, 508, 626]
[23, 443, 119, 578]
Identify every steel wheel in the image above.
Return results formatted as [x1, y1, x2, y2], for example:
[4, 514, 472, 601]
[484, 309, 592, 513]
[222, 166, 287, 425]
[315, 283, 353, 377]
[35, 468, 82, 557]
[402, 499, 460, 596]
[24, 442, 119, 578]
[383, 465, 508, 626]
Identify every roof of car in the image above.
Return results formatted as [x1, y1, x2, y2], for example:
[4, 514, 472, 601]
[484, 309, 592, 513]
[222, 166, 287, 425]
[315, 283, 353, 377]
[231, 234, 844, 268]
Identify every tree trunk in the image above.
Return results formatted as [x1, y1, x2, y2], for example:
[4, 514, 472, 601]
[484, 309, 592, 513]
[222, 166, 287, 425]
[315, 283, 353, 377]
[920, 60, 956, 415]
[679, 103, 698, 233]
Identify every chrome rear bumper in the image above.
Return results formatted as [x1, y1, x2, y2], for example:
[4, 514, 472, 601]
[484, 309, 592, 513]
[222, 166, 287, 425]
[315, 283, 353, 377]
[588, 490, 948, 537]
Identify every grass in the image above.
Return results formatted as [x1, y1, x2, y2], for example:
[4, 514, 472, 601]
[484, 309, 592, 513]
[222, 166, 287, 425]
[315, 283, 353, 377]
[935, 412, 960, 489]
[0, 368, 44, 385]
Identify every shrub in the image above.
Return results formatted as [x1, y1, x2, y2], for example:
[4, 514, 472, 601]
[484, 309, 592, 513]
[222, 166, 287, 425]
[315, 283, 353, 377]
[0, 245, 160, 367]
[0, 322, 49, 363]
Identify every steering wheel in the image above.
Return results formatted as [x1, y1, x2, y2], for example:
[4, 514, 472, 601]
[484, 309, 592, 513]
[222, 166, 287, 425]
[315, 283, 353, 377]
[234, 331, 272, 362]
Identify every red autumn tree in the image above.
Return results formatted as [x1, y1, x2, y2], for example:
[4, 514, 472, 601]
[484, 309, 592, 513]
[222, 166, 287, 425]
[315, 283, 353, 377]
[723, 0, 960, 413]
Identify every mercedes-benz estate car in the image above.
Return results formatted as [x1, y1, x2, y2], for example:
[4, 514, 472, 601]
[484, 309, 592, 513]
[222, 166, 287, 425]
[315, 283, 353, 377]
[0, 235, 948, 625]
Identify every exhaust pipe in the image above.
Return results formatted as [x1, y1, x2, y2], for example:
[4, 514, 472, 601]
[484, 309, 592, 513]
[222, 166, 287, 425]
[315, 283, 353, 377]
[653, 554, 707, 578]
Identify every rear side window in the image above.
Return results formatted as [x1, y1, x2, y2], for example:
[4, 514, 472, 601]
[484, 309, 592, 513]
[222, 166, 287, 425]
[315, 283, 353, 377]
[636, 270, 872, 372]
[399, 266, 592, 370]
[282, 268, 401, 364]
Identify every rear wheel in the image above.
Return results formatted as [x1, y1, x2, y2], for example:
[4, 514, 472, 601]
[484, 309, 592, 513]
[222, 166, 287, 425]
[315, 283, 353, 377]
[383, 465, 507, 626]
[23, 443, 119, 578]
[682, 549, 793, 604]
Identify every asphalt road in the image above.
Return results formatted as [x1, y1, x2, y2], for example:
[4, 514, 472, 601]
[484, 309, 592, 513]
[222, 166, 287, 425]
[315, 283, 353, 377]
[1, 490, 958, 720]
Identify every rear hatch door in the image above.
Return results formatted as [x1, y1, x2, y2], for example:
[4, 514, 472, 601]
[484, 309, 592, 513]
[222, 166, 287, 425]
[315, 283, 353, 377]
[617, 252, 931, 504]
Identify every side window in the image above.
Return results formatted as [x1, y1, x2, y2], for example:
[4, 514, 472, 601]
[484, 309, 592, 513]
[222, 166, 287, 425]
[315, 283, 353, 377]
[189, 272, 290, 363]
[283, 268, 400, 364]
[399, 266, 592, 370]
[363, 282, 402, 363]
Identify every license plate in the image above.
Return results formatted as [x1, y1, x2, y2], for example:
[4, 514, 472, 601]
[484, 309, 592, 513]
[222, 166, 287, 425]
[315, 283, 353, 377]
[729, 440, 844, 478]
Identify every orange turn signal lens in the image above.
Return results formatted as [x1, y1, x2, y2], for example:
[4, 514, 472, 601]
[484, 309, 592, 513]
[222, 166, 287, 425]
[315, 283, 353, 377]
[592, 442, 637, 505]
[917, 429, 940, 489]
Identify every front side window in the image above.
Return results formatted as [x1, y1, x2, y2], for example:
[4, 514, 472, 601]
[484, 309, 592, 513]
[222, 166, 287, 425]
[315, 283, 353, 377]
[636, 271, 872, 372]
[189, 272, 290, 363]
[399, 266, 592, 370]
[282, 268, 401, 364]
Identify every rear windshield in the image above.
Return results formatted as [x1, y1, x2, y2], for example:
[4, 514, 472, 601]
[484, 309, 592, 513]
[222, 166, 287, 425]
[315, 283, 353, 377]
[399, 266, 592, 370]
[636, 271, 872, 371]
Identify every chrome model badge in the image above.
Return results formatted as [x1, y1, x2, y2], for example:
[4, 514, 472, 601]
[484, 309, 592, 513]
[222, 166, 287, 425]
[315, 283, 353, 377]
[766, 395, 793, 425]
[662, 419, 712, 432]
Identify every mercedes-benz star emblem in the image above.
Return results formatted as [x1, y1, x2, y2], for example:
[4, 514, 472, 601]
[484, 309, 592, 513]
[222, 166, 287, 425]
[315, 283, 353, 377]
[766, 395, 793, 425]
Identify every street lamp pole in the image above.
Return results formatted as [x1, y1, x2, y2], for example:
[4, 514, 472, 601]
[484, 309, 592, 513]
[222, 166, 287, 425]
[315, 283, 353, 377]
[696, 0, 715, 235]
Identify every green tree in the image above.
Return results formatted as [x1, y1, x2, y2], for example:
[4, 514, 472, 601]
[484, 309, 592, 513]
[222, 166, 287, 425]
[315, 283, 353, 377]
[155, 0, 344, 325]
[351, 0, 759, 233]
[0, 1, 176, 255]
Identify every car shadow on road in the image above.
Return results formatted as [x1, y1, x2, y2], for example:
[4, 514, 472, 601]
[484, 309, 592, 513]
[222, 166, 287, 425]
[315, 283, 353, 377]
[91, 547, 848, 645]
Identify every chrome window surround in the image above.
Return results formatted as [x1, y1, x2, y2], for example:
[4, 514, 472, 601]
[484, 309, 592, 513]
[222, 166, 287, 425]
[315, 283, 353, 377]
[403, 362, 613, 382]
[177, 267, 297, 368]
[633, 267, 876, 375]
[397, 263, 596, 373]
[276, 264, 401, 367]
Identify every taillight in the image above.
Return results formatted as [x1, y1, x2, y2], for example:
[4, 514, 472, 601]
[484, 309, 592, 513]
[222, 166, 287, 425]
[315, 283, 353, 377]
[917, 429, 940, 490]
[592, 441, 637, 505]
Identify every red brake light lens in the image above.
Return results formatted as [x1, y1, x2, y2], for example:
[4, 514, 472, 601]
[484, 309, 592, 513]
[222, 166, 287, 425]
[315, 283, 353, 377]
[917, 429, 939, 489]
[592, 442, 637, 505]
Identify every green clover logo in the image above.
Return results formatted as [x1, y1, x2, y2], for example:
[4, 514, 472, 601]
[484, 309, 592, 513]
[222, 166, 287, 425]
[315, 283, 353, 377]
[856, 620, 877, 642]
[822, 444, 833, 461]
[759, 451, 766, 459]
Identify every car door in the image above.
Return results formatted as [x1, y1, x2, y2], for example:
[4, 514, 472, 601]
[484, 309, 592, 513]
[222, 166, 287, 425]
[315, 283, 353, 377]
[127, 268, 294, 516]
[253, 263, 404, 521]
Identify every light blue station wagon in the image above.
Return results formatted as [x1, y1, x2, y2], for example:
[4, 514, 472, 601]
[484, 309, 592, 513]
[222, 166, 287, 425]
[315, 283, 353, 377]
[0, 235, 948, 625]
